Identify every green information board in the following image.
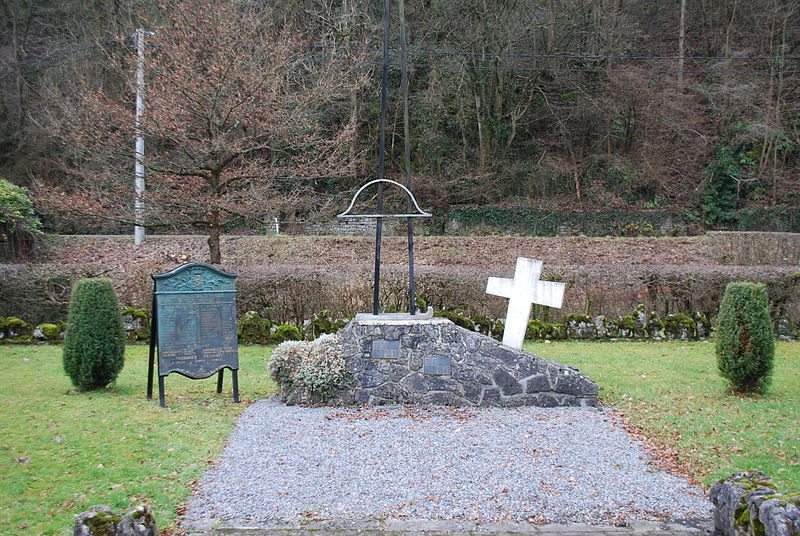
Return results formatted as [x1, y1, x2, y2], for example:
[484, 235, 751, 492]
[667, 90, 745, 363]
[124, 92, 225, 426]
[147, 263, 239, 406]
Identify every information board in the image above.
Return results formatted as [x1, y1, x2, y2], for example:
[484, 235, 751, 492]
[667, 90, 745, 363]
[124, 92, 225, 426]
[147, 263, 239, 406]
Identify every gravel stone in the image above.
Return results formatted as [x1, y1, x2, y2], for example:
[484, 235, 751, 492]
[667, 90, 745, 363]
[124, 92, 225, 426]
[184, 398, 711, 526]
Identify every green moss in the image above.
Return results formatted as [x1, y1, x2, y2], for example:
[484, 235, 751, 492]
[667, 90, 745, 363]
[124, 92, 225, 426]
[0, 317, 7, 331]
[270, 324, 302, 344]
[237, 311, 272, 345]
[734, 504, 750, 527]
[435, 309, 475, 331]
[564, 314, 593, 323]
[85, 511, 122, 536]
[664, 313, 696, 339]
[616, 315, 637, 331]
[6, 317, 33, 337]
[120, 306, 149, 319]
[311, 310, 347, 337]
[38, 323, 60, 341]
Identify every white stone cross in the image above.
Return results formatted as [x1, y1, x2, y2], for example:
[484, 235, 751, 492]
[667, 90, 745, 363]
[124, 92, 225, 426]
[486, 257, 566, 349]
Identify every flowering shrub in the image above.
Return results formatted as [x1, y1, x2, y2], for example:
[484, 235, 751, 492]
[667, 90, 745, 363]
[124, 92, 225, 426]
[268, 334, 353, 403]
[267, 340, 310, 391]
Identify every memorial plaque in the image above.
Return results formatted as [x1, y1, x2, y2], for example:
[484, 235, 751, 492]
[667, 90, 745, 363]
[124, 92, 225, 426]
[147, 263, 239, 406]
[424, 356, 451, 375]
[372, 339, 401, 359]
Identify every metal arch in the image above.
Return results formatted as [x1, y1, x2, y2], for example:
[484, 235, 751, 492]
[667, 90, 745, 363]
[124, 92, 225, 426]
[337, 179, 432, 219]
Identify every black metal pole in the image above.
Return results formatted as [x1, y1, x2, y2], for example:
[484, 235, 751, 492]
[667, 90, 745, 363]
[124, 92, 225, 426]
[398, 0, 416, 315]
[147, 291, 157, 398]
[374, 0, 391, 316]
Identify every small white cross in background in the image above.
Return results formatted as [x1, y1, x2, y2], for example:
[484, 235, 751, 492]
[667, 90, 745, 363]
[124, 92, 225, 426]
[486, 257, 566, 349]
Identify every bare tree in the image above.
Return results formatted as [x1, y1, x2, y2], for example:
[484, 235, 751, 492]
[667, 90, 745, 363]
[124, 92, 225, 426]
[38, 0, 357, 263]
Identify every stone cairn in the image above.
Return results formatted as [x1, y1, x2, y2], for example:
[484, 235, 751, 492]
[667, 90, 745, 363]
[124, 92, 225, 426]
[340, 317, 598, 407]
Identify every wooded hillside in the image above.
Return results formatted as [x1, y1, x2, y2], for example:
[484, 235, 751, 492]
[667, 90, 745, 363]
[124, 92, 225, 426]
[1, 0, 798, 234]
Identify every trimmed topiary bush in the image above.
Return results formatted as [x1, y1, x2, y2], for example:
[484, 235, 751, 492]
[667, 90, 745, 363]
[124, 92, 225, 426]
[63, 278, 126, 390]
[715, 282, 775, 394]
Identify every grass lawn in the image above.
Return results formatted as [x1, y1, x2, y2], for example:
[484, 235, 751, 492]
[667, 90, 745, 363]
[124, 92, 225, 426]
[0, 344, 276, 536]
[529, 340, 800, 490]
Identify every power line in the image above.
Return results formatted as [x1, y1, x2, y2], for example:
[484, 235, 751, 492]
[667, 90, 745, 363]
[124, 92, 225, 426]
[304, 42, 800, 62]
[0, 36, 122, 74]
[378, 60, 800, 75]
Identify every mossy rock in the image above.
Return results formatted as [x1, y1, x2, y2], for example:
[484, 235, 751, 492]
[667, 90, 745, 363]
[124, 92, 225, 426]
[269, 324, 303, 344]
[527, 319, 566, 340]
[6, 316, 33, 338]
[237, 311, 272, 345]
[563, 313, 593, 323]
[563, 314, 597, 339]
[311, 309, 347, 336]
[664, 313, 696, 340]
[33, 323, 61, 342]
[434, 309, 475, 331]
[120, 306, 149, 320]
[471, 314, 494, 335]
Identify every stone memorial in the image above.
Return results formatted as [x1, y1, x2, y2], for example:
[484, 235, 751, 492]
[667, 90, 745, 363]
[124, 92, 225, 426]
[147, 262, 239, 407]
[340, 315, 598, 407]
[329, 23, 595, 407]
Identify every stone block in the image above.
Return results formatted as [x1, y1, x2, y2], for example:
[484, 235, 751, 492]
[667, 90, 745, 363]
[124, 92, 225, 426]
[360, 370, 386, 389]
[401, 334, 424, 349]
[473, 369, 493, 386]
[383, 326, 405, 341]
[553, 368, 598, 397]
[402, 373, 426, 394]
[480, 387, 501, 406]
[528, 392, 560, 407]
[751, 494, 800, 536]
[463, 381, 482, 404]
[486, 345, 519, 367]
[452, 367, 473, 382]
[387, 366, 411, 383]
[442, 328, 462, 344]
[74, 504, 157, 536]
[424, 376, 462, 393]
[368, 383, 402, 401]
[516, 356, 541, 379]
[465, 335, 482, 353]
[422, 391, 468, 406]
[526, 374, 552, 393]
[493, 368, 522, 396]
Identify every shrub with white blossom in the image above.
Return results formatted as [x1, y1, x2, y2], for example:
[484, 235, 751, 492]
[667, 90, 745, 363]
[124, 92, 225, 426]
[268, 334, 352, 403]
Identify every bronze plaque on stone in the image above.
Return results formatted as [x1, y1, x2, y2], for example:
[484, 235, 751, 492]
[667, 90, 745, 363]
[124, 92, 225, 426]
[372, 339, 401, 359]
[424, 356, 451, 375]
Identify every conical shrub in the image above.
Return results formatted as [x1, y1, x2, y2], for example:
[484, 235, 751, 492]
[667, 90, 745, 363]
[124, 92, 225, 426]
[715, 281, 774, 393]
[63, 278, 126, 390]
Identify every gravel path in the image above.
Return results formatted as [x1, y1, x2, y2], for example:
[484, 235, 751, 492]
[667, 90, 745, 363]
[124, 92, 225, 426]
[184, 398, 711, 526]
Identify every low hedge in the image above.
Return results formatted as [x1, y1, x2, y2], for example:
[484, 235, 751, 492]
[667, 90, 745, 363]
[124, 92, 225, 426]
[1, 263, 799, 333]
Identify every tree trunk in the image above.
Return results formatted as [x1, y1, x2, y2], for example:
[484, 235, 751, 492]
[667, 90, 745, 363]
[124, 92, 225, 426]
[208, 208, 222, 264]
